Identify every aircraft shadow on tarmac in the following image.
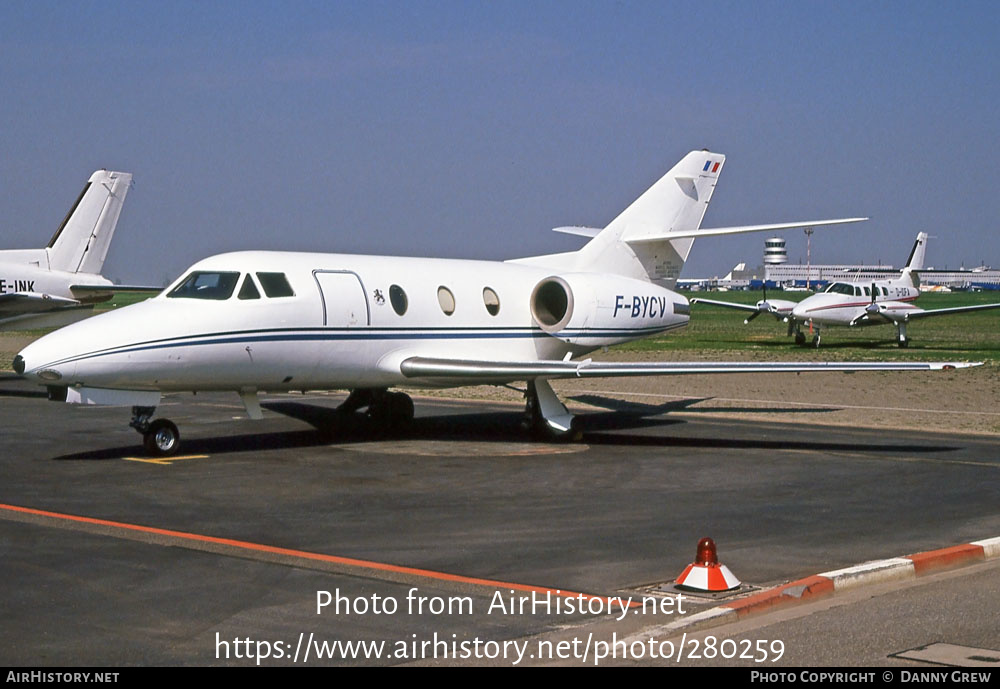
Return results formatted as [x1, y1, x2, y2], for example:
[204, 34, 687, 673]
[568, 393, 837, 417]
[52, 398, 960, 460]
[0, 375, 47, 399]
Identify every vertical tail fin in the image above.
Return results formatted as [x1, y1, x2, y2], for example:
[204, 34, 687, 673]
[904, 232, 928, 270]
[900, 232, 928, 287]
[46, 170, 132, 274]
[574, 150, 725, 285]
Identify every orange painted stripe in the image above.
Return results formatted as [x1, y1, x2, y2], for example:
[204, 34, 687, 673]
[0, 502, 628, 606]
[722, 575, 834, 617]
[906, 544, 985, 575]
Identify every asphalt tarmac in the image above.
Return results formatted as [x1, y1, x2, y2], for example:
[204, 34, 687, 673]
[1, 375, 997, 666]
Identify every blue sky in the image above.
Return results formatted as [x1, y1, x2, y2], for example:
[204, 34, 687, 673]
[2, 1, 998, 284]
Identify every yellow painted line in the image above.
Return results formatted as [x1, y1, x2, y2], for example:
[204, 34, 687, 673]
[122, 454, 209, 465]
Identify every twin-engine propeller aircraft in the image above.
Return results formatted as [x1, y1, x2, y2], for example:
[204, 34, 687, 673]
[14, 151, 980, 456]
[0, 169, 159, 331]
[692, 233, 1000, 347]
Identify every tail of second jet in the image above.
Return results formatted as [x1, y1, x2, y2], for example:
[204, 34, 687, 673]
[45, 170, 133, 275]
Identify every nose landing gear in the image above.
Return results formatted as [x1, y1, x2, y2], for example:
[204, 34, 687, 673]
[130, 406, 181, 457]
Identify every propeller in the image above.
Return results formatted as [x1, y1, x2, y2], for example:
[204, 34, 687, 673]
[865, 282, 881, 315]
[745, 284, 771, 323]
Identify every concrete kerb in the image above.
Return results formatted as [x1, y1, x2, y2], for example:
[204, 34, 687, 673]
[626, 536, 1000, 642]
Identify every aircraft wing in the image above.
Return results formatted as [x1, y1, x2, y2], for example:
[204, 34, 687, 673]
[905, 302, 1000, 320]
[689, 297, 761, 313]
[0, 292, 81, 315]
[0, 293, 96, 330]
[399, 356, 978, 385]
[851, 302, 1000, 326]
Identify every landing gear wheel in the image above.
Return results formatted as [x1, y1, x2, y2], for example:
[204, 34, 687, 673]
[367, 391, 414, 432]
[389, 392, 414, 424]
[812, 334, 821, 348]
[143, 419, 180, 457]
[898, 338, 909, 348]
[794, 332, 806, 346]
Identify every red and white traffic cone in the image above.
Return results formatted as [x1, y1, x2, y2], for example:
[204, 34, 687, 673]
[675, 537, 741, 592]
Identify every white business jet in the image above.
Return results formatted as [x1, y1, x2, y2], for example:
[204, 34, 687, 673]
[692, 233, 1000, 347]
[0, 169, 158, 330]
[13, 151, 979, 456]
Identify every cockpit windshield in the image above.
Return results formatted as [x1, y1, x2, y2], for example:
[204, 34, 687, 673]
[824, 282, 857, 296]
[167, 271, 240, 300]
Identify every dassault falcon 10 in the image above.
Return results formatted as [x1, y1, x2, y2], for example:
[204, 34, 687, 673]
[692, 233, 1000, 347]
[14, 150, 979, 456]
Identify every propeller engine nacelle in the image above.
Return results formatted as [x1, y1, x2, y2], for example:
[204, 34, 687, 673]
[529, 273, 688, 346]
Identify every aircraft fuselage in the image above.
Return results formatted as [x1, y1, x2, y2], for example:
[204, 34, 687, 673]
[17, 250, 690, 393]
[0, 261, 113, 302]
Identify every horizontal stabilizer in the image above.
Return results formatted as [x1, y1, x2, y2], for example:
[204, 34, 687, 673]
[552, 226, 602, 238]
[70, 284, 164, 294]
[626, 217, 868, 244]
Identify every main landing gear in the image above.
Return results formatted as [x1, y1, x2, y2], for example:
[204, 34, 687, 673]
[131, 406, 180, 457]
[522, 379, 582, 442]
[896, 322, 910, 348]
[792, 322, 821, 347]
[337, 388, 415, 430]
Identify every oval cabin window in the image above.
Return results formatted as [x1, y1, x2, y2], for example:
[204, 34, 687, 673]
[437, 286, 456, 316]
[389, 284, 408, 315]
[482, 287, 500, 316]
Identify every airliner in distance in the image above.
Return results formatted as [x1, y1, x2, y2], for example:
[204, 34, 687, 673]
[14, 151, 979, 456]
[0, 169, 159, 330]
[692, 233, 1000, 347]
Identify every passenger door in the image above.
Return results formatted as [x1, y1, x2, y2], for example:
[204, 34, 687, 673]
[313, 271, 370, 326]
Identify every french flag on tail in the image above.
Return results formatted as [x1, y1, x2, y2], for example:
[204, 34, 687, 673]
[703, 159, 721, 174]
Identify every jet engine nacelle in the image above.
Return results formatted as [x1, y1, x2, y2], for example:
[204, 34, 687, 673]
[529, 273, 689, 345]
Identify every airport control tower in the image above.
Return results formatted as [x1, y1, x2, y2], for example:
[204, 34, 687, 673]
[764, 237, 787, 265]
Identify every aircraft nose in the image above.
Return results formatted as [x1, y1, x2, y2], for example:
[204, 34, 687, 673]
[12, 355, 25, 375]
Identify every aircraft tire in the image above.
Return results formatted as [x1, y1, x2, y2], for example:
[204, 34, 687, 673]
[368, 392, 414, 431]
[143, 419, 180, 457]
[794, 332, 806, 346]
[390, 392, 414, 423]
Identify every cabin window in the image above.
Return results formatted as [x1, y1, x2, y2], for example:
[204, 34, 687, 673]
[389, 284, 408, 315]
[238, 275, 261, 300]
[167, 271, 240, 300]
[256, 272, 295, 297]
[863, 286, 870, 297]
[482, 287, 500, 316]
[437, 286, 456, 316]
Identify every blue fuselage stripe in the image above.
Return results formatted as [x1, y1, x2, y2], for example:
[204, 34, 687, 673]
[43, 323, 687, 368]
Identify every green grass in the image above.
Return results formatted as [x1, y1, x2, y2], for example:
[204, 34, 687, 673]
[618, 290, 1000, 363]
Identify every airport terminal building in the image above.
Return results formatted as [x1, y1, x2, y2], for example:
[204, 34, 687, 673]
[714, 237, 1000, 291]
